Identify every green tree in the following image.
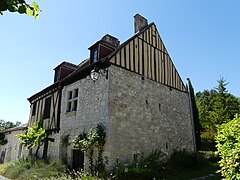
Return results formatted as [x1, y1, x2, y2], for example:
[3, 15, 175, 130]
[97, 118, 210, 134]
[195, 78, 240, 150]
[0, 0, 40, 19]
[211, 78, 239, 126]
[0, 120, 21, 145]
[0, 119, 21, 131]
[215, 115, 240, 179]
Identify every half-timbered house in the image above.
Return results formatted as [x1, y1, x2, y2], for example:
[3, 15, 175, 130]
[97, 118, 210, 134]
[24, 14, 196, 170]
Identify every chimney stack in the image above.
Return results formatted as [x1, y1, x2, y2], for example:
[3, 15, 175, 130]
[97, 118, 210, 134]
[134, 14, 148, 33]
[101, 34, 120, 48]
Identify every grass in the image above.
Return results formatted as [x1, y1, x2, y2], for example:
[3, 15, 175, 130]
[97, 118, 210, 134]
[166, 150, 221, 180]
[167, 163, 221, 180]
[0, 151, 222, 180]
[0, 157, 66, 180]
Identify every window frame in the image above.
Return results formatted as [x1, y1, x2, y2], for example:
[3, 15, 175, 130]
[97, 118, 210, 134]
[66, 88, 78, 113]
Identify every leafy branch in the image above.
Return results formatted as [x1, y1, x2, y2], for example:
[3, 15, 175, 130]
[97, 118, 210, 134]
[17, 117, 47, 157]
[0, 0, 40, 19]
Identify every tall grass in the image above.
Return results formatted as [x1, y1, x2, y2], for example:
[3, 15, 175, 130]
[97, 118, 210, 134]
[0, 157, 66, 179]
[0, 150, 220, 180]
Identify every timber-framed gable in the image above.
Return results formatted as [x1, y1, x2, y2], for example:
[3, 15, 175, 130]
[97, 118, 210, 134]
[107, 22, 186, 92]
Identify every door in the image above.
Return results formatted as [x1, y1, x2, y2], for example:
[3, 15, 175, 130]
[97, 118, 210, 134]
[72, 149, 84, 171]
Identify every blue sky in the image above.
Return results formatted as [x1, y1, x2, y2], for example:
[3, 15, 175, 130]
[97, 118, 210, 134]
[0, 0, 239, 123]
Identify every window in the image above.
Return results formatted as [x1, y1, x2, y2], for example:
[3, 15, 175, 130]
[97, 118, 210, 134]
[66, 88, 78, 112]
[68, 91, 73, 100]
[43, 96, 51, 119]
[32, 102, 37, 116]
[73, 88, 78, 98]
[93, 50, 98, 62]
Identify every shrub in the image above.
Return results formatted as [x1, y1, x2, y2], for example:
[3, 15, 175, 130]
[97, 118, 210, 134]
[200, 129, 217, 151]
[113, 149, 167, 179]
[199, 151, 220, 163]
[168, 149, 208, 170]
[215, 115, 240, 179]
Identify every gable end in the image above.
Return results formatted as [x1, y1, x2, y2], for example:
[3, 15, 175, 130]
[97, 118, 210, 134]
[109, 23, 186, 92]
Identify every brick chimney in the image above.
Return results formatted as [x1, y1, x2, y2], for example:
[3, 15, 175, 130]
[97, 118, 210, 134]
[134, 14, 148, 33]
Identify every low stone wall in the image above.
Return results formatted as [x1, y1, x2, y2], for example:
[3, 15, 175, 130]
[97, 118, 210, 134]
[0, 128, 28, 163]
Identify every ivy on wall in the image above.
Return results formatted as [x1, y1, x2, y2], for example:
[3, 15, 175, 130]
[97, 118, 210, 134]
[72, 124, 106, 175]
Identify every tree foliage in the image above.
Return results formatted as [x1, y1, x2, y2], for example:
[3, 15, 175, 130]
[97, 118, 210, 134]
[0, 119, 21, 131]
[196, 78, 239, 130]
[195, 78, 240, 150]
[0, 119, 21, 146]
[0, 0, 40, 19]
[215, 115, 240, 179]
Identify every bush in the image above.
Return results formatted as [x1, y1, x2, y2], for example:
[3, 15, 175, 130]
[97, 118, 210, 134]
[199, 151, 220, 163]
[200, 129, 217, 151]
[168, 149, 208, 170]
[113, 149, 167, 179]
[215, 115, 240, 179]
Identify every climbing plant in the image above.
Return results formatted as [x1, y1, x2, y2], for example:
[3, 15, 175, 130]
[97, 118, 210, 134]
[17, 117, 47, 157]
[72, 124, 106, 175]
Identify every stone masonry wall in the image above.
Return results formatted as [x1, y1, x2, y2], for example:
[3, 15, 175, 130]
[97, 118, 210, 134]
[60, 75, 110, 167]
[0, 129, 28, 163]
[57, 64, 194, 169]
[106, 65, 195, 166]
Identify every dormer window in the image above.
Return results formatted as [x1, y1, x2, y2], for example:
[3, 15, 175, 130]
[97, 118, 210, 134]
[89, 34, 120, 64]
[93, 50, 98, 62]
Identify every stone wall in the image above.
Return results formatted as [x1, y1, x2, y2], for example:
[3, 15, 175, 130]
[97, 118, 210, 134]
[0, 128, 28, 163]
[0, 126, 60, 164]
[58, 65, 194, 169]
[60, 75, 110, 167]
[31, 133, 60, 161]
[105, 65, 195, 166]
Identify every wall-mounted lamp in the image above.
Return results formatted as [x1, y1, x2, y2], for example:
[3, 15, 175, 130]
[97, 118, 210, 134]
[90, 66, 108, 82]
